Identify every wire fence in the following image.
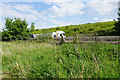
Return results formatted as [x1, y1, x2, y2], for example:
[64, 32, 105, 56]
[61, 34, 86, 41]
[1, 34, 120, 45]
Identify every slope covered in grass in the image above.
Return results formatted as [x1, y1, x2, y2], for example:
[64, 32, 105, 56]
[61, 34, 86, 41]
[33, 21, 117, 36]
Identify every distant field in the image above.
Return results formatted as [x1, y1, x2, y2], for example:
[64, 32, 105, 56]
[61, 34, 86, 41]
[32, 21, 118, 36]
[2, 41, 119, 78]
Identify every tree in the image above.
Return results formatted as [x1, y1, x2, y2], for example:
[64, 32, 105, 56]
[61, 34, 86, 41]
[113, 8, 120, 36]
[31, 22, 35, 32]
[118, 8, 120, 23]
[2, 17, 30, 41]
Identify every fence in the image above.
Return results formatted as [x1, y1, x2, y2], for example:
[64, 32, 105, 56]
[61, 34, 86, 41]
[2, 35, 120, 44]
[53, 36, 120, 44]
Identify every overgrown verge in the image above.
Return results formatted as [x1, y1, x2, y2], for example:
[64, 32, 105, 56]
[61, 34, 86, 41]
[2, 42, 119, 78]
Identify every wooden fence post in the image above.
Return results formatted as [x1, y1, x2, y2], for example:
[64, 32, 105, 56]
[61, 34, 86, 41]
[60, 34, 65, 45]
[94, 32, 97, 44]
[73, 33, 77, 44]
[10, 36, 12, 42]
[15, 36, 17, 42]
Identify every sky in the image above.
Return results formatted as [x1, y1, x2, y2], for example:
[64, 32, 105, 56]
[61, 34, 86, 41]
[0, 0, 119, 30]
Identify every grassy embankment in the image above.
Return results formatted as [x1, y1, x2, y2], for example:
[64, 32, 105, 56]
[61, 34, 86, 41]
[32, 21, 117, 36]
[2, 41, 119, 78]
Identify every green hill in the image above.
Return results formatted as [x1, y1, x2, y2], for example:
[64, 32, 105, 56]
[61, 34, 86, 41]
[32, 21, 118, 36]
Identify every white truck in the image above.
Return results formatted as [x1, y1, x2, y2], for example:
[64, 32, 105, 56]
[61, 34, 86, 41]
[51, 31, 66, 38]
[30, 31, 66, 39]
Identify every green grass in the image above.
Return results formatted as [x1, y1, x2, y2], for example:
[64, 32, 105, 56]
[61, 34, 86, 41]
[32, 21, 118, 36]
[2, 41, 119, 78]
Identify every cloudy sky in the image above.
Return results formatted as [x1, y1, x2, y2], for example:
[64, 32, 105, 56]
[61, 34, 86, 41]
[0, 0, 119, 30]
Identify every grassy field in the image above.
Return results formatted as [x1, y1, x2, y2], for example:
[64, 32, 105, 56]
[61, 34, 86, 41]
[2, 41, 119, 78]
[32, 21, 118, 36]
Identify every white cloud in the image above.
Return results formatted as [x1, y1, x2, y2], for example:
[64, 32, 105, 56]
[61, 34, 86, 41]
[44, 0, 119, 18]
[46, 1, 85, 17]
[13, 4, 33, 12]
[36, 21, 48, 29]
[2, 3, 48, 22]
[13, 4, 44, 18]
[48, 15, 56, 18]
[0, 3, 2, 17]
[1, 3, 49, 30]
[35, 18, 74, 29]
[48, 6, 65, 17]
[1, 3, 76, 29]
[44, 0, 72, 4]
[1, 0, 118, 30]
[101, 18, 114, 22]
[94, 18, 98, 20]
[2, 3, 39, 21]
[47, 19, 73, 26]
[2, 0, 119, 2]
[101, 0, 119, 2]
[45, 0, 119, 2]
[87, 1, 117, 16]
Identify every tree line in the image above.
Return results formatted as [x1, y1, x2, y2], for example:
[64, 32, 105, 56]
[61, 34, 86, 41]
[2, 17, 35, 41]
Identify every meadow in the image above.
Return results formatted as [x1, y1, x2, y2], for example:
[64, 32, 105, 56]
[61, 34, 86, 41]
[2, 41, 119, 78]
[32, 21, 118, 36]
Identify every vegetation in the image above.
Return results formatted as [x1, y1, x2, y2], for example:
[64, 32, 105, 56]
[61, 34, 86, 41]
[2, 41, 119, 78]
[1, 17, 119, 78]
[114, 9, 120, 35]
[30, 22, 35, 32]
[2, 18, 34, 41]
[32, 21, 119, 36]
[2, 17, 119, 41]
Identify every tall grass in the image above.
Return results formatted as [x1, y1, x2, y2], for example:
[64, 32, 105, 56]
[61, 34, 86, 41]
[2, 41, 119, 78]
